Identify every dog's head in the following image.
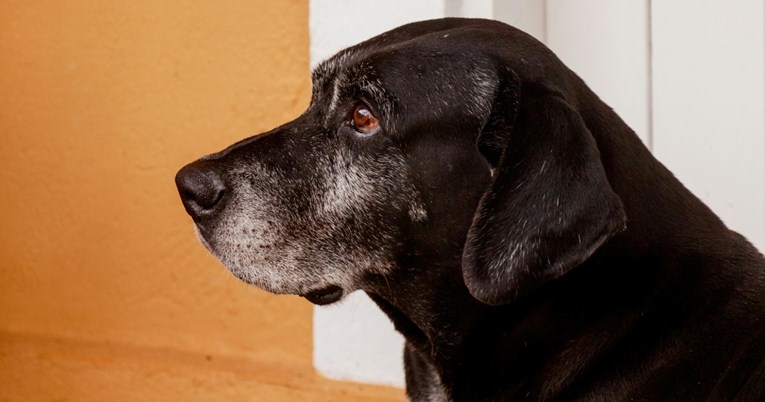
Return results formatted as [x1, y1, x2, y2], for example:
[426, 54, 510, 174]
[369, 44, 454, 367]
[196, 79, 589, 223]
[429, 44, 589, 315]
[176, 18, 626, 306]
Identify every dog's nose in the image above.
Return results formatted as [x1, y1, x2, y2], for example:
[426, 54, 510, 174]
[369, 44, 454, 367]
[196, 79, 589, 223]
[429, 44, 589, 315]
[175, 161, 226, 220]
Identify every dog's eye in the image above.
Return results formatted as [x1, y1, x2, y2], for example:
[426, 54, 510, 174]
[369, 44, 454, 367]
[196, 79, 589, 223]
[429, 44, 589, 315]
[351, 104, 380, 136]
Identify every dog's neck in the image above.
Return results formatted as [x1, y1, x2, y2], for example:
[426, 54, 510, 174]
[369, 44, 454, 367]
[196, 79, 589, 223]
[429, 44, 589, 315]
[363, 253, 488, 364]
[577, 91, 730, 252]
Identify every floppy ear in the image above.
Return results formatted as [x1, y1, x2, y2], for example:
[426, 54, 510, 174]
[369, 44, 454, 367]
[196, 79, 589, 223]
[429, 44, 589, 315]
[462, 80, 627, 305]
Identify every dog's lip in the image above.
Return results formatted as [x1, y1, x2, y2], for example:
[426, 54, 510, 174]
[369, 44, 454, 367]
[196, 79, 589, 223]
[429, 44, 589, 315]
[301, 285, 344, 305]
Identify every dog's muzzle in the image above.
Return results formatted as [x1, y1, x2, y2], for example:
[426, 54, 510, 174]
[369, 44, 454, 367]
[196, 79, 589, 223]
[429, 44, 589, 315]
[175, 161, 227, 222]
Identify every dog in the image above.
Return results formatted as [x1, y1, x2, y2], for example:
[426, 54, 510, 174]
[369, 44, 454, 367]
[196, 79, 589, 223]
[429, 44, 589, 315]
[176, 18, 765, 401]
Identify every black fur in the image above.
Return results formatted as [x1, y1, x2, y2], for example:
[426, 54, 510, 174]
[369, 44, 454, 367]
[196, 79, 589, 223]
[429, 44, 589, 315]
[178, 18, 765, 401]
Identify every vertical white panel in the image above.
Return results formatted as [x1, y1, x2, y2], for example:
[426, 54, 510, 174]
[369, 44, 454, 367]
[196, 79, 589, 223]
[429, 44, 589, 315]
[652, 1, 765, 252]
[310, 0, 446, 69]
[545, 0, 652, 144]
[493, 0, 547, 42]
[310, 0, 448, 387]
[313, 291, 405, 386]
[445, 0, 494, 18]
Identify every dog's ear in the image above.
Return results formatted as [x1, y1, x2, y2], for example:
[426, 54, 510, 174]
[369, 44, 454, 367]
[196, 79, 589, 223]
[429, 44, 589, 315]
[462, 76, 627, 305]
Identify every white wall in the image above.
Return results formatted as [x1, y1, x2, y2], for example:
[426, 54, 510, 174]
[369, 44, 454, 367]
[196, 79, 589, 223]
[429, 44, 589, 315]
[651, 0, 765, 250]
[310, 0, 765, 387]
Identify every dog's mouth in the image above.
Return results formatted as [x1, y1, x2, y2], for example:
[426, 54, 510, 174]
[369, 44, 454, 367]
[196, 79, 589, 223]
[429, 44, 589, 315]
[192, 222, 349, 305]
[301, 285, 344, 305]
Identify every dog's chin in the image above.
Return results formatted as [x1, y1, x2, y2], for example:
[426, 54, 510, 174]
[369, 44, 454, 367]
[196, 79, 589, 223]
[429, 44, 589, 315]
[194, 227, 348, 305]
[300, 285, 344, 305]
[215, 258, 347, 305]
[231, 270, 345, 306]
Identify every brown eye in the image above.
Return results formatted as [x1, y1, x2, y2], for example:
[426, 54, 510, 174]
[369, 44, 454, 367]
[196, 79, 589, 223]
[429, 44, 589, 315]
[352, 104, 380, 135]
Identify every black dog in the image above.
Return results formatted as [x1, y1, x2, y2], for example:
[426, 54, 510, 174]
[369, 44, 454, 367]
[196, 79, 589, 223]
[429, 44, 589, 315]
[176, 18, 765, 401]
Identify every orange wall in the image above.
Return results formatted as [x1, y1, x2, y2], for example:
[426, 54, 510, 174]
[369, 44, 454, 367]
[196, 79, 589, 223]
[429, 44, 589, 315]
[0, 0, 312, 367]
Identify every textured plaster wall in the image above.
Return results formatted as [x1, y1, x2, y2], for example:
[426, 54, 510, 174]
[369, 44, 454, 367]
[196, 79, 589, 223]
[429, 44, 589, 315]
[0, 0, 315, 390]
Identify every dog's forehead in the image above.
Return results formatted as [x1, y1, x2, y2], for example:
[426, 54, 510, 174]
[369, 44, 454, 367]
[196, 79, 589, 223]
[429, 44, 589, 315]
[311, 49, 367, 97]
[313, 39, 454, 87]
[311, 49, 354, 89]
[311, 25, 422, 87]
[311, 25, 473, 91]
[312, 39, 490, 98]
